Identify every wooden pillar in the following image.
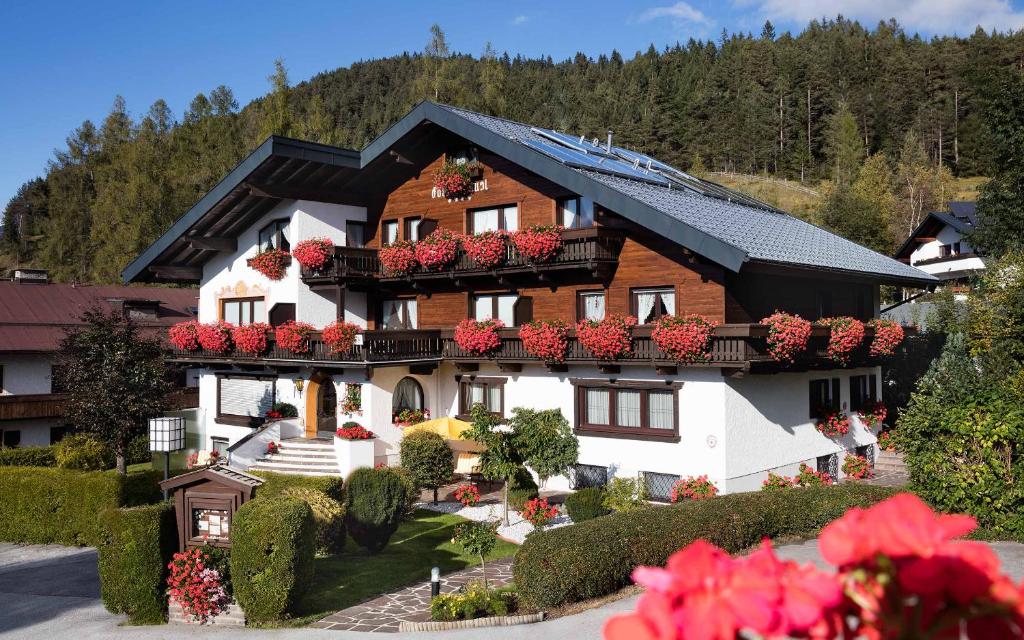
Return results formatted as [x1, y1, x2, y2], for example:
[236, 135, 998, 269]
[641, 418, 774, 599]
[335, 285, 346, 321]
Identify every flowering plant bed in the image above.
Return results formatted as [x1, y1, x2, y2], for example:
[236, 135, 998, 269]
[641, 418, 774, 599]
[414, 229, 460, 271]
[760, 311, 812, 363]
[454, 484, 481, 507]
[393, 408, 429, 426]
[868, 318, 905, 356]
[518, 320, 570, 362]
[577, 315, 637, 360]
[454, 318, 504, 355]
[820, 316, 865, 364]
[246, 248, 290, 280]
[379, 240, 418, 276]
[462, 230, 507, 269]
[510, 225, 563, 263]
[168, 320, 201, 351]
[816, 411, 851, 438]
[340, 383, 362, 416]
[274, 320, 316, 354]
[795, 462, 833, 486]
[761, 472, 794, 490]
[196, 322, 233, 353]
[669, 475, 718, 502]
[651, 314, 719, 363]
[842, 453, 874, 479]
[231, 323, 269, 355]
[167, 546, 231, 624]
[857, 401, 887, 429]
[521, 497, 559, 528]
[433, 159, 474, 199]
[322, 320, 360, 354]
[291, 237, 334, 271]
[266, 441, 279, 455]
[336, 423, 374, 440]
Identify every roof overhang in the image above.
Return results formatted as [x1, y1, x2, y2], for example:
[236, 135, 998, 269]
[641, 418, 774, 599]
[745, 259, 939, 289]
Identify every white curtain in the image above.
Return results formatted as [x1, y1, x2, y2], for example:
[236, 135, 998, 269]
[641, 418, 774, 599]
[384, 222, 399, 245]
[487, 386, 501, 412]
[648, 390, 674, 429]
[382, 300, 401, 329]
[584, 294, 605, 321]
[474, 296, 493, 321]
[406, 299, 417, 329]
[617, 390, 641, 427]
[470, 384, 485, 406]
[660, 291, 676, 316]
[394, 378, 423, 411]
[637, 293, 656, 324]
[561, 199, 579, 228]
[497, 295, 517, 325]
[503, 206, 519, 232]
[473, 209, 499, 233]
[585, 388, 610, 425]
[223, 302, 241, 326]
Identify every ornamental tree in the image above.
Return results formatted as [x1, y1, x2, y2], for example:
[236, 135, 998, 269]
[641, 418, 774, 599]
[399, 430, 454, 504]
[508, 407, 579, 484]
[59, 308, 171, 475]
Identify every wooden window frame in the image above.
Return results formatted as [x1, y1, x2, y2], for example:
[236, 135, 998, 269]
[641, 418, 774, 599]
[345, 221, 367, 248]
[403, 216, 423, 242]
[557, 196, 594, 229]
[381, 219, 399, 246]
[466, 204, 518, 234]
[469, 292, 522, 326]
[215, 374, 277, 427]
[379, 296, 418, 330]
[456, 375, 506, 419]
[571, 379, 681, 442]
[809, 377, 841, 419]
[258, 218, 290, 251]
[849, 374, 878, 411]
[629, 286, 676, 325]
[576, 289, 606, 322]
[220, 297, 265, 326]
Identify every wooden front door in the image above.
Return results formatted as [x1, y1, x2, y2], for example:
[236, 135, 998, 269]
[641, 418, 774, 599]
[317, 380, 337, 434]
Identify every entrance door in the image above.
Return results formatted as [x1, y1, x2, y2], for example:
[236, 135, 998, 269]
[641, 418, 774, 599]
[317, 380, 337, 435]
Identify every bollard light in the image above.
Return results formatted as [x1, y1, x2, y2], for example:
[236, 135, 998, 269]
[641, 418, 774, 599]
[430, 566, 441, 598]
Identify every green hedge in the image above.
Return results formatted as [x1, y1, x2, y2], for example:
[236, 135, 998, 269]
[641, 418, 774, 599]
[0, 446, 56, 467]
[249, 470, 344, 502]
[97, 503, 178, 624]
[0, 467, 162, 546]
[344, 467, 410, 553]
[514, 484, 898, 609]
[564, 487, 610, 522]
[231, 496, 316, 623]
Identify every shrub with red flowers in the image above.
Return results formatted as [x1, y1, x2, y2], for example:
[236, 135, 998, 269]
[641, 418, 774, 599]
[231, 322, 269, 355]
[167, 546, 231, 624]
[291, 237, 334, 271]
[414, 229, 460, 271]
[433, 159, 473, 199]
[762, 472, 795, 490]
[842, 454, 874, 480]
[196, 322, 233, 353]
[246, 248, 290, 280]
[604, 493, 1024, 640]
[454, 484, 481, 507]
[816, 411, 851, 438]
[857, 401, 887, 429]
[868, 318, 905, 357]
[511, 225, 563, 263]
[521, 497, 559, 528]
[168, 320, 201, 351]
[274, 320, 315, 354]
[266, 441, 279, 455]
[877, 430, 897, 452]
[379, 239, 418, 276]
[577, 315, 637, 360]
[336, 423, 374, 440]
[519, 320, 570, 362]
[454, 318, 504, 356]
[651, 314, 719, 363]
[795, 462, 833, 486]
[760, 311, 812, 363]
[322, 320, 360, 354]
[265, 409, 283, 421]
[462, 230, 507, 269]
[669, 475, 718, 502]
[820, 316, 866, 364]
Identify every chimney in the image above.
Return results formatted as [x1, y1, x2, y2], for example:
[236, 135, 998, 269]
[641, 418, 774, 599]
[606, 130, 613, 153]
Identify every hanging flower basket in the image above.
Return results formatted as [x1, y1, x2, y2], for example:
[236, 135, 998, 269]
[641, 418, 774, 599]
[433, 159, 474, 199]
[651, 314, 719, 363]
[670, 476, 718, 502]
[196, 322, 233, 353]
[820, 316, 866, 364]
[336, 423, 374, 440]
[322, 320, 360, 354]
[519, 320, 570, 362]
[510, 225, 563, 263]
[454, 318, 504, 355]
[842, 454, 875, 480]
[291, 237, 334, 271]
[379, 240, 418, 276]
[577, 315, 637, 360]
[816, 411, 851, 438]
[462, 230, 507, 269]
[393, 408, 429, 426]
[232, 322, 270, 355]
[340, 383, 362, 416]
[857, 401, 887, 429]
[168, 320, 201, 351]
[247, 248, 290, 280]
[414, 229, 460, 271]
[760, 311, 812, 363]
[274, 320, 316, 354]
[867, 318, 905, 357]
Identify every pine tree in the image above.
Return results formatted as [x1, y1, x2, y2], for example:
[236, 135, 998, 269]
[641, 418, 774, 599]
[827, 101, 863, 187]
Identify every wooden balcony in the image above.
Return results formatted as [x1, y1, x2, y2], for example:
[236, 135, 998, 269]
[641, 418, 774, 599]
[0, 393, 69, 421]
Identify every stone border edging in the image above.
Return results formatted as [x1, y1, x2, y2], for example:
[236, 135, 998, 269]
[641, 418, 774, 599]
[398, 612, 545, 632]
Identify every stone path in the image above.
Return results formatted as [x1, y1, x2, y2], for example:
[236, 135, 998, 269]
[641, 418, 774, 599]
[310, 558, 515, 633]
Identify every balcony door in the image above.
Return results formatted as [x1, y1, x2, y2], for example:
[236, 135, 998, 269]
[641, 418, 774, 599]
[381, 298, 417, 330]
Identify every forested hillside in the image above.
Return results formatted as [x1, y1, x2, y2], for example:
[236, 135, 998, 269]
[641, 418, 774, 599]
[2, 18, 1021, 283]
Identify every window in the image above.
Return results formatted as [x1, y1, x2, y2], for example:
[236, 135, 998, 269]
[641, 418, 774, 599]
[849, 374, 878, 411]
[815, 290, 833, 320]
[459, 377, 504, 417]
[468, 204, 518, 234]
[381, 220, 399, 246]
[939, 242, 962, 258]
[210, 436, 229, 453]
[404, 217, 423, 241]
[631, 287, 675, 324]
[346, 221, 366, 248]
[574, 381, 680, 440]
[268, 302, 295, 327]
[809, 378, 841, 419]
[572, 464, 609, 489]
[1, 429, 20, 448]
[393, 377, 424, 413]
[221, 297, 265, 326]
[258, 219, 290, 251]
[381, 298, 417, 330]
[559, 197, 594, 229]
[472, 293, 522, 326]
[643, 471, 681, 503]
[217, 375, 275, 426]
[577, 291, 606, 322]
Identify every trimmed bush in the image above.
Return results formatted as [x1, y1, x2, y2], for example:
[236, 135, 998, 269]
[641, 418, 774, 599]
[0, 467, 161, 545]
[249, 470, 344, 502]
[399, 430, 454, 503]
[564, 487, 610, 522]
[507, 466, 539, 511]
[54, 433, 115, 470]
[127, 434, 152, 465]
[344, 467, 410, 553]
[389, 465, 419, 520]
[0, 446, 56, 467]
[513, 483, 898, 609]
[231, 496, 316, 623]
[281, 487, 346, 555]
[97, 503, 178, 624]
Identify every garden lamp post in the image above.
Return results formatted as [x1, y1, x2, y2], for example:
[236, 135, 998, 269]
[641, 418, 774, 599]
[430, 566, 441, 598]
[149, 416, 186, 500]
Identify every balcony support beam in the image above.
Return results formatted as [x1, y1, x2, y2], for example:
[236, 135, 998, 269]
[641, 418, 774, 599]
[409, 363, 437, 375]
[455, 363, 479, 373]
[497, 363, 522, 373]
[188, 236, 237, 252]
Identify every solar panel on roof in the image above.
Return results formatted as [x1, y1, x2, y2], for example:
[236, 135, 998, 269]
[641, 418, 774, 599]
[531, 128, 611, 156]
[523, 139, 669, 186]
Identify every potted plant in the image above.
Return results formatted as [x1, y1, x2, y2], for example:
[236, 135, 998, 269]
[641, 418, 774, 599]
[393, 408, 429, 426]
[651, 314, 719, 363]
[274, 320, 316, 354]
[414, 229, 460, 271]
[246, 248, 290, 280]
[168, 320, 201, 351]
[231, 322, 270, 355]
[760, 311, 812, 363]
[510, 224, 563, 263]
[576, 315, 637, 360]
[519, 320, 570, 362]
[816, 411, 851, 438]
[433, 159, 474, 199]
[868, 318, 905, 357]
[334, 421, 375, 475]
[820, 316, 866, 364]
[454, 318, 504, 356]
[167, 546, 232, 624]
[322, 320, 360, 354]
[196, 321, 234, 354]
[857, 401, 887, 429]
[291, 237, 334, 271]
[379, 239, 418, 276]
[462, 230, 507, 269]
[842, 454, 875, 480]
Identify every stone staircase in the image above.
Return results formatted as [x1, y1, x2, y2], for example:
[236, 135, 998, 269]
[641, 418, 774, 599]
[249, 438, 340, 477]
[875, 449, 908, 474]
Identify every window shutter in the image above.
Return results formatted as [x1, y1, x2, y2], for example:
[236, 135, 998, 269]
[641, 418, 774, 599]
[869, 374, 878, 401]
[808, 381, 818, 419]
[220, 378, 275, 417]
[513, 296, 533, 326]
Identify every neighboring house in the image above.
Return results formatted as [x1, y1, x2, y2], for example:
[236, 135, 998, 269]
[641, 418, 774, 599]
[894, 201, 985, 289]
[0, 272, 199, 448]
[122, 102, 936, 494]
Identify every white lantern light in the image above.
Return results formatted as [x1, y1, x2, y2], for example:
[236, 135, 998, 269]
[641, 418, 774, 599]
[149, 417, 186, 453]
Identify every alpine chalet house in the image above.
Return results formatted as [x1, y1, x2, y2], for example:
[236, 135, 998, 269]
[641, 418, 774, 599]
[122, 102, 936, 494]
[894, 201, 985, 292]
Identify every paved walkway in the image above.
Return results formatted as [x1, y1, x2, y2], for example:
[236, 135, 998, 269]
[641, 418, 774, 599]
[311, 559, 515, 632]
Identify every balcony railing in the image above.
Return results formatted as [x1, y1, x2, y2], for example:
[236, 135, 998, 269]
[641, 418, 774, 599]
[0, 393, 70, 421]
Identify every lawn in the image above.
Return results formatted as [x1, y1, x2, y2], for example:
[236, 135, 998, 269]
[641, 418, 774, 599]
[290, 508, 519, 625]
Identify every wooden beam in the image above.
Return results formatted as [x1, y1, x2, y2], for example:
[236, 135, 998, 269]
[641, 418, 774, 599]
[244, 181, 366, 206]
[597, 363, 621, 374]
[189, 236, 237, 252]
[150, 265, 202, 280]
[545, 363, 569, 373]
[655, 365, 678, 376]
[497, 363, 522, 373]
[409, 363, 437, 375]
[455, 363, 479, 373]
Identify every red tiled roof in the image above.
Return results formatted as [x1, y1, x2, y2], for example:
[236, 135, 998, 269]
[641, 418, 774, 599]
[0, 282, 197, 353]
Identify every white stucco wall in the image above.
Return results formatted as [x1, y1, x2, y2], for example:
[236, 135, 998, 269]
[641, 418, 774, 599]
[0, 355, 54, 395]
[0, 417, 61, 447]
[910, 223, 984, 279]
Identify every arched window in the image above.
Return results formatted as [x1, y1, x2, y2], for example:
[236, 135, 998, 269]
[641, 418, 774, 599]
[393, 377, 424, 413]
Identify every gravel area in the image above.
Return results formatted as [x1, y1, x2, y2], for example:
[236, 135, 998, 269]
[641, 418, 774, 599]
[418, 501, 572, 544]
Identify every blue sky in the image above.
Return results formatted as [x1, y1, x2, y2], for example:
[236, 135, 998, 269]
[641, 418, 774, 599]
[3, 0, 1024, 209]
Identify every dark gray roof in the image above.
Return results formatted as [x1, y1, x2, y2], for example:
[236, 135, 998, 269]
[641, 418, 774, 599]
[948, 201, 977, 226]
[894, 202, 978, 260]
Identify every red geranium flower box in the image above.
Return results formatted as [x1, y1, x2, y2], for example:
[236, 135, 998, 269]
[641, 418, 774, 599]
[577, 315, 637, 360]
[820, 316, 866, 364]
[274, 320, 316, 354]
[454, 318, 504, 355]
[462, 231, 507, 269]
[651, 314, 719, 363]
[291, 237, 334, 271]
[519, 320, 570, 362]
[247, 248, 290, 280]
[868, 318, 905, 357]
[336, 423, 374, 440]
[511, 225, 563, 263]
[760, 311, 812, 363]
[196, 322, 233, 353]
[322, 320, 360, 354]
[168, 320, 201, 351]
[414, 229, 460, 271]
[379, 240, 418, 276]
[232, 322, 270, 355]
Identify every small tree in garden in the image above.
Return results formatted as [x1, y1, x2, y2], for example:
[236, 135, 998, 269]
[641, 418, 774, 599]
[452, 520, 499, 587]
[399, 430, 454, 504]
[344, 466, 410, 553]
[466, 404, 522, 526]
[508, 407, 579, 484]
[59, 308, 170, 475]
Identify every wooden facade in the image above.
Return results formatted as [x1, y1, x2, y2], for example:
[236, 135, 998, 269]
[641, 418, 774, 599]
[0, 393, 69, 421]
